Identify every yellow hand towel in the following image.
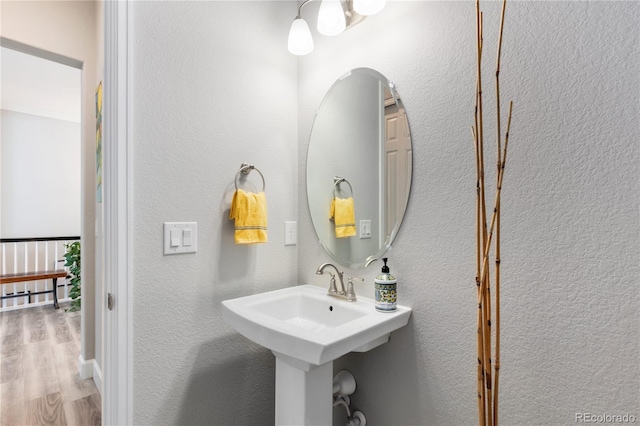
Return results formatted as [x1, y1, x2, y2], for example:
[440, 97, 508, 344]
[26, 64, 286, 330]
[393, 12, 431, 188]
[229, 189, 268, 244]
[330, 197, 356, 238]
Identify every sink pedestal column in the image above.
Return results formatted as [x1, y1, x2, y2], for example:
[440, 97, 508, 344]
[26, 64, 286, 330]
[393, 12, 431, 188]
[274, 355, 332, 426]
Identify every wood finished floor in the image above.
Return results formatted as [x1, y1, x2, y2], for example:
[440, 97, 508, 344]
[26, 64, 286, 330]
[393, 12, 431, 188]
[0, 302, 101, 425]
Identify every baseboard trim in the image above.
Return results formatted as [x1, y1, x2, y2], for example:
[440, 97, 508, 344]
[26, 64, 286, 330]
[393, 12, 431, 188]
[78, 355, 103, 395]
[93, 359, 103, 395]
[78, 355, 94, 380]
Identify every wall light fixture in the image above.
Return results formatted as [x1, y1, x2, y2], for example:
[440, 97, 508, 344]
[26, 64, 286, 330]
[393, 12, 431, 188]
[288, 0, 386, 55]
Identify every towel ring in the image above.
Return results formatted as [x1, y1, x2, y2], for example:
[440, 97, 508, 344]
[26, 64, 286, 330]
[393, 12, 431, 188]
[333, 176, 353, 198]
[235, 163, 265, 192]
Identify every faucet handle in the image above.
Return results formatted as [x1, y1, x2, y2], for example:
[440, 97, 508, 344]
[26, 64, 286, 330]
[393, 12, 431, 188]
[324, 272, 338, 294]
[345, 277, 364, 302]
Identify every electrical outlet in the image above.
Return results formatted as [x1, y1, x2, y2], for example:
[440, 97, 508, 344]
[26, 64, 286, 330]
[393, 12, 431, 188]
[285, 221, 297, 246]
[360, 220, 372, 239]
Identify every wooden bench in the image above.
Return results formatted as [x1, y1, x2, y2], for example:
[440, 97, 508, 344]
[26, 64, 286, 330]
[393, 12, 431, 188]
[0, 270, 67, 309]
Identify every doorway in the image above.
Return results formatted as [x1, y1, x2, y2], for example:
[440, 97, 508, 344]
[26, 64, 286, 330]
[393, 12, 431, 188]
[0, 43, 101, 424]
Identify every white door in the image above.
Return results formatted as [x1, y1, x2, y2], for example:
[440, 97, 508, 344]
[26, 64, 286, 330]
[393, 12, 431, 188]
[384, 107, 412, 242]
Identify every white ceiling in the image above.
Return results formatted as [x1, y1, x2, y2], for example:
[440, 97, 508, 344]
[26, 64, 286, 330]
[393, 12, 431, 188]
[1, 46, 81, 123]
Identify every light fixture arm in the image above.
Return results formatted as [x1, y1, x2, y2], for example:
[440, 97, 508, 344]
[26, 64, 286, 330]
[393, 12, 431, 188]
[297, 0, 315, 18]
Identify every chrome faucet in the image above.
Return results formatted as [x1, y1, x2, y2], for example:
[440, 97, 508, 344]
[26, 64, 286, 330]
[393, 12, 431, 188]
[316, 263, 363, 302]
[316, 263, 346, 297]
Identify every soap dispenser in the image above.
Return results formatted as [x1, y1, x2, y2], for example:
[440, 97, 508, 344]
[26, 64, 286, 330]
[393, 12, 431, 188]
[375, 258, 397, 312]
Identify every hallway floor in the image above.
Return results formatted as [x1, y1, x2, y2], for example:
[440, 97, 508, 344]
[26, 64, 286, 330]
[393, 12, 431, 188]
[0, 302, 101, 425]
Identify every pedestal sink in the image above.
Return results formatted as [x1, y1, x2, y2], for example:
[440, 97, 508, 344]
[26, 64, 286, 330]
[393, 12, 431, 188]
[221, 285, 412, 425]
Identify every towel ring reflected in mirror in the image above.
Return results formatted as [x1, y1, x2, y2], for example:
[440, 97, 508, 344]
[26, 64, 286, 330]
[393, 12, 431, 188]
[235, 163, 266, 192]
[333, 176, 353, 198]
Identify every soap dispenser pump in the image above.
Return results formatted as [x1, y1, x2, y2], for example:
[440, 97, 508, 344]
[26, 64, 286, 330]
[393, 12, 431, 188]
[374, 258, 397, 312]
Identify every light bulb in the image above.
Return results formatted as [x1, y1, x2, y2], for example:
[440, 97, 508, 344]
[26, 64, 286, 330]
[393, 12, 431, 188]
[288, 17, 314, 55]
[353, 0, 386, 16]
[317, 0, 346, 36]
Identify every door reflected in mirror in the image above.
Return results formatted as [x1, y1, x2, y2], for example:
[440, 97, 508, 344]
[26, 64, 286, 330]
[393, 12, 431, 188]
[306, 68, 412, 269]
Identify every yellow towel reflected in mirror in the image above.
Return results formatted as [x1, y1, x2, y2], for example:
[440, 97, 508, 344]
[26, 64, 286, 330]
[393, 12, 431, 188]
[229, 189, 268, 244]
[330, 197, 356, 238]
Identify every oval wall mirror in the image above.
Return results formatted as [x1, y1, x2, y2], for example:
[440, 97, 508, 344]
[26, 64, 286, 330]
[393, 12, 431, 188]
[306, 68, 413, 269]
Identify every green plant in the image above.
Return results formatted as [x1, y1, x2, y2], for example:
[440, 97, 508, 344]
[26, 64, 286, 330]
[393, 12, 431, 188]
[64, 241, 81, 312]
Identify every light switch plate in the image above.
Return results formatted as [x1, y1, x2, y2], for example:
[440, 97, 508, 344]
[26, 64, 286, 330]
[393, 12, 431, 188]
[164, 222, 197, 255]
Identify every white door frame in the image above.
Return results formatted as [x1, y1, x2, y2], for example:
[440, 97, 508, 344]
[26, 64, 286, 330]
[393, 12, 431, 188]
[103, 0, 133, 424]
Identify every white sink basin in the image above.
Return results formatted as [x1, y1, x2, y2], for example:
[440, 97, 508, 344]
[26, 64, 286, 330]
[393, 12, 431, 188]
[222, 284, 412, 368]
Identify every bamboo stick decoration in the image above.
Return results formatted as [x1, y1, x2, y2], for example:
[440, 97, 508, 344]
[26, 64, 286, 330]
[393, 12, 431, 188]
[472, 0, 513, 425]
[474, 0, 491, 424]
[493, 101, 512, 425]
[493, 1, 509, 422]
[474, 105, 512, 426]
[473, 5, 488, 422]
[472, 127, 486, 426]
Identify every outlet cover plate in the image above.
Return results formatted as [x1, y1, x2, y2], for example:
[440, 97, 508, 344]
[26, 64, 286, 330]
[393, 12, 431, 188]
[285, 221, 297, 246]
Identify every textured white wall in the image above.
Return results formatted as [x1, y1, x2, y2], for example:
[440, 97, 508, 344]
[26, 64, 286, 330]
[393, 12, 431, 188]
[298, 1, 639, 425]
[130, 2, 298, 424]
